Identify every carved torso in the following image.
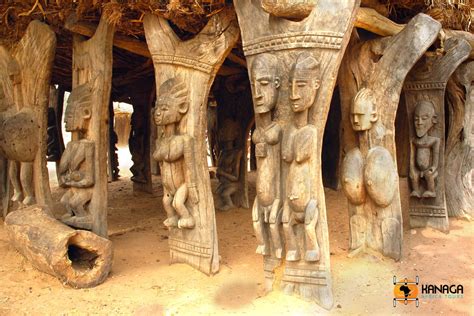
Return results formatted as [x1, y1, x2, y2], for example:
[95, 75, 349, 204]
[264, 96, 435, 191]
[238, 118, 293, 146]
[252, 122, 281, 206]
[59, 139, 95, 188]
[283, 124, 317, 213]
[413, 135, 439, 171]
[154, 135, 187, 194]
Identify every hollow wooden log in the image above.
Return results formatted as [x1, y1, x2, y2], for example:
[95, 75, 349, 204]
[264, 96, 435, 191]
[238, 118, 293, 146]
[4, 206, 113, 288]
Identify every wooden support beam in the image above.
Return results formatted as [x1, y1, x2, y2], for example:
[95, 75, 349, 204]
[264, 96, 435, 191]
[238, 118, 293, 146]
[65, 14, 150, 58]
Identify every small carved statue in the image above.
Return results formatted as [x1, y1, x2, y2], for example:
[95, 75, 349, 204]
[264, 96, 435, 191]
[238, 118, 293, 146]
[249, 54, 283, 257]
[153, 77, 199, 229]
[59, 82, 95, 230]
[409, 100, 440, 198]
[282, 52, 321, 262]
[216, 119, 243, 211]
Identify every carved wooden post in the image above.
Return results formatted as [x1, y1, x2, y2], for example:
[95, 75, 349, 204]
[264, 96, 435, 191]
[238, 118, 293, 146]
[235, 0, 359, 308]
[404, 38, 471, 232]
[144, 9, 239, 274]
[59, 15, 114, 237]
[0, 21, 55, 213]
[445, 61, 474, 219]
[339, 15, 441, 260]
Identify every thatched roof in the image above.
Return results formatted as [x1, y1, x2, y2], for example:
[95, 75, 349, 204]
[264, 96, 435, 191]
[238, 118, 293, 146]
[0, 0, 471, 98]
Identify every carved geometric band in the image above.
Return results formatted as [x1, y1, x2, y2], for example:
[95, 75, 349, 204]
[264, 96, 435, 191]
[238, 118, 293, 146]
[409, 206, 446, 217]
[243, 31, 344, 56]
[404, 82, 446, 91]
[168, 237, 212, 258]
[152, 54, 214, 74]
[282, 267, 328, 285]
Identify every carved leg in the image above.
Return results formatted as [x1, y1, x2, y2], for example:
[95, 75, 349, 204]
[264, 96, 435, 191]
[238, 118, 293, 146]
[409, 170, 422, 198]
[69, 189, 92, 217]
[220, 183, 238, 211]
[9, 161, 23, 202]
[173, 184, 195, 229]
[422, 170, 437, 198]
[60, 190, 74, 217]
[20, 162, 35, 205]
[282, 200, 300, 261]
[304, 199, 320, 262]
[269, 198, 283, 258]
[253, 199, 270, 255]
[349, 213, 366, 255]
[381, 218, 401, 261]
[162, 189, 178, 228]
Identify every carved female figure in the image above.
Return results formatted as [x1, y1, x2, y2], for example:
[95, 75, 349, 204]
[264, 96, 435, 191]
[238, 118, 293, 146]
[282, 52, 321, 262]
[250, 54, 283, 257]
[153, 77, 199, 229]
[409, 100, 440, 198]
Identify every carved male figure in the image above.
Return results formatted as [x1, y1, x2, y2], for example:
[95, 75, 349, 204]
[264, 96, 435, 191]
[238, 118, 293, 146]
[153, 77, 199, 229]
[282, 52, 321, 262]
[409, 100, 440, 198]
[250, 54, 283, 257]
[216, 119, 243, 211]
[59, 82, 95, 230]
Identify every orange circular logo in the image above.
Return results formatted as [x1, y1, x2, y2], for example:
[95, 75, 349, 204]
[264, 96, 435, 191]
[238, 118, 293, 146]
[393, 279, 419, 304]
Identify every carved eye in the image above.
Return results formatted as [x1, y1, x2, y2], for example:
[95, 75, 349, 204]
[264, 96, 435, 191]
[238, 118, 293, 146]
[259, 80, 269, 85]
[297, 82, 307, 87]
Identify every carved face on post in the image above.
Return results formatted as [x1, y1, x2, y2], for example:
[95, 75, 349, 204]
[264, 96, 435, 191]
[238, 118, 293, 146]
[250, 54, 281, 114]
[414, 100, 437, 138]
[350, 88, 378, 132]
[154, 77, 189, 127]
[289, 52, 320, 113]
[64, 83, 93, 132]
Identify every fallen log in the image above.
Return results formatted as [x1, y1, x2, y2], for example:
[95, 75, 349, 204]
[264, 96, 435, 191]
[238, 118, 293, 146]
[4, 206, 113, 288]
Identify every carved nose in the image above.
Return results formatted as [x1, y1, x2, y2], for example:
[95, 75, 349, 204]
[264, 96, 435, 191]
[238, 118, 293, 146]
[254, 84, 262, 98]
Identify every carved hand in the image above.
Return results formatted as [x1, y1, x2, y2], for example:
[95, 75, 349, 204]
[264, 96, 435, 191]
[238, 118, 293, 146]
[189, 186, 199, 204]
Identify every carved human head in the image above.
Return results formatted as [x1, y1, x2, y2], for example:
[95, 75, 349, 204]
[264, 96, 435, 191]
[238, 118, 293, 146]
[414, 100, 437, 138]
[351, 88, 378, 132]
[289, 52, 320, 113]
[64, 82, 93, 132]
[154, 77, 189, 127]
[250, 54, 281, 114]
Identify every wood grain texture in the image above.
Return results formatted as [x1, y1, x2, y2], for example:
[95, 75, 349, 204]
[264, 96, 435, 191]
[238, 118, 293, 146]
[0, 20, 55, 214]
[404, 37, 470, 231]
[144, 8, 239, 275]
[235, 0, 360, 309]
[445, 61, 474, 219]
[339, 14, 441, 260]
[60, 15, 114, 237]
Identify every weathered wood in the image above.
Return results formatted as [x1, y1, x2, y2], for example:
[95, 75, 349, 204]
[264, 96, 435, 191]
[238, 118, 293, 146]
[404, 37, 471, 232]
[235, 0, 360, 309]
[144, 9, 239, 275]
[0, 20, 54, 213]
[5, 206, 113, 288]
[339, 15, 441, 261]
[59, 15, 114, 237]
[445, 61, 474, 219]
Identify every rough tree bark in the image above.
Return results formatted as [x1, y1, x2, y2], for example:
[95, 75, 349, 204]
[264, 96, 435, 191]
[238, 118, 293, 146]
[5, 206, 113, 288]
[339, 15, 441, 260]
[404, 37, 471, 232]
[144, 9, 239, 275]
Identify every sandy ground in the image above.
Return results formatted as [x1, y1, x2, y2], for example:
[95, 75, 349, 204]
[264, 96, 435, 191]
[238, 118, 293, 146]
[0, 167, 472, 315]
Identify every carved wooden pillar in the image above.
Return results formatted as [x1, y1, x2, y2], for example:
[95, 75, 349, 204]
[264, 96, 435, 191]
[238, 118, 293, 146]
[108, 101, 119, 182]
[404, 38, 470, 232]
[0, 21, 55, 214]
[235, 0, 360, 309]
[445, 61, 474, 219]
[144, 9, 239, 274]
[59, 15, 114, 237]
[339, 15, 441, 261]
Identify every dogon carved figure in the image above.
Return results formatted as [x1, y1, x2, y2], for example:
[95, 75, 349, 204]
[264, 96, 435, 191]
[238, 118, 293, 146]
[153, 77, 199, 229]
[409, 100, 440, 198]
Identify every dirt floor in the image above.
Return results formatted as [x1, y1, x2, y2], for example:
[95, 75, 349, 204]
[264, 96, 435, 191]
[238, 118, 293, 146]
[0, 170, 472, 315]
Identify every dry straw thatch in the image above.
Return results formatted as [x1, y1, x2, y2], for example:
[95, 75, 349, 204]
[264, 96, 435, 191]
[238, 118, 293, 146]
[0, 0, 472, 47]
